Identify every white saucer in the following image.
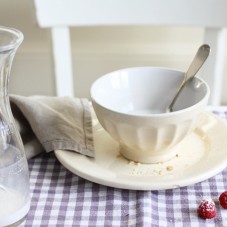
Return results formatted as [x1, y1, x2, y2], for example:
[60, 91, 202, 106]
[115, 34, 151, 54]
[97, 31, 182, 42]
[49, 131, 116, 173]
[55, 112, 227, 190]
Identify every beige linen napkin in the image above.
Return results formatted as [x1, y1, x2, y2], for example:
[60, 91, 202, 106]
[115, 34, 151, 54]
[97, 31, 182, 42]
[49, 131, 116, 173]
[10, 95, 94, 159]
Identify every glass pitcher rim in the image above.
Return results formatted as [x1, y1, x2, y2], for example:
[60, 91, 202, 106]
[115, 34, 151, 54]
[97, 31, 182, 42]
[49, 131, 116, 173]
[0, 26, 24, 52]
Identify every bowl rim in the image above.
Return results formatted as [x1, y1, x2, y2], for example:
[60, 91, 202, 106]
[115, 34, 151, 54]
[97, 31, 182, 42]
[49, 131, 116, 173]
[90, 66, 210, 118]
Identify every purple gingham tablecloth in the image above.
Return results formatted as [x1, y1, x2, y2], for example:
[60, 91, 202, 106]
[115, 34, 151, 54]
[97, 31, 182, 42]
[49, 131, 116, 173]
[20, 107, 227, 227]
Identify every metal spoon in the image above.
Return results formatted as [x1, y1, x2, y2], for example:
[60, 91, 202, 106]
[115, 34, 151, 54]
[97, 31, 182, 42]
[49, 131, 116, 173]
[167, 44, 210, 112]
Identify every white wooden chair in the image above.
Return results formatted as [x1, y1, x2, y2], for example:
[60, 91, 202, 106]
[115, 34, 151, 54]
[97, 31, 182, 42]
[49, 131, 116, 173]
[33, 0, 227, 105]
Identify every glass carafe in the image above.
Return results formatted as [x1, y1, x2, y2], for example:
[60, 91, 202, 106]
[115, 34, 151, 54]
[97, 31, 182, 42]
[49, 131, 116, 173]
[0, 26, 30, 226]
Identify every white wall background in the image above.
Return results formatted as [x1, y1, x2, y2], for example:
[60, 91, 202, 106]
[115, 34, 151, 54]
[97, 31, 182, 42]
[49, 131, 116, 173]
[1, 0, 227, 104]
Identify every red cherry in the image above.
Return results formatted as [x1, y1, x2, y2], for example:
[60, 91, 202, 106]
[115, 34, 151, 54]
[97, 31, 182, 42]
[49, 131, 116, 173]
[219, 191, 227, 209]
[197, 199, 216, 219]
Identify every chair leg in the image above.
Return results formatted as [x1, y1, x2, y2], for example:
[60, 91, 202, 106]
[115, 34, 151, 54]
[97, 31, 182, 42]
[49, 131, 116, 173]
[201, 27, 226, 105]
[51, 27, 74, 97]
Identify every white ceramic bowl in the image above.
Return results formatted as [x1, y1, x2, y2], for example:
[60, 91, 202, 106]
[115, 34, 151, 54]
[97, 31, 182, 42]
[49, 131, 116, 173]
[90, 67, 210, 163]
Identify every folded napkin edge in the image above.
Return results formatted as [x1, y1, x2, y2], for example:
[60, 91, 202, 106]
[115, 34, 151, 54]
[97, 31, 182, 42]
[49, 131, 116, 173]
[81, 99, 94, 152]
[44, 140, 94, 158]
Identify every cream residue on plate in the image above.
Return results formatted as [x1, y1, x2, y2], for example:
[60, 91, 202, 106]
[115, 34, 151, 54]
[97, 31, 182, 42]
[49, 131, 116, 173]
[121, 129, 210, 177]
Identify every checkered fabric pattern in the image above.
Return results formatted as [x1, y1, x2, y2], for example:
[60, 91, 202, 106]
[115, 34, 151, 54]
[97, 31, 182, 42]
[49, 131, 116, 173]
[20, 107, 227, 227]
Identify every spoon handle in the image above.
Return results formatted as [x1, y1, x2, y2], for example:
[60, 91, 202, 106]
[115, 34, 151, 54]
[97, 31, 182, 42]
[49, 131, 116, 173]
[185, 44, 210, 81]
[168, 44, 210, 112]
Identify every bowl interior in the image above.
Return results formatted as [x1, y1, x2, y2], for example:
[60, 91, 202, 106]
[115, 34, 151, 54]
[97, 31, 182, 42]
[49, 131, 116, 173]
[91, 67, 209, 114]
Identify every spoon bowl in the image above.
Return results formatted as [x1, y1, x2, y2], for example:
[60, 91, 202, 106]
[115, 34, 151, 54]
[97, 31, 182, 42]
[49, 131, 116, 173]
[168, 44, 210, 112]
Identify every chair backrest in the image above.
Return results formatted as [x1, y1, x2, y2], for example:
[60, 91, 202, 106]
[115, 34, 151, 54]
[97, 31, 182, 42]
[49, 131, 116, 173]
[33, 0, 227, 105]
